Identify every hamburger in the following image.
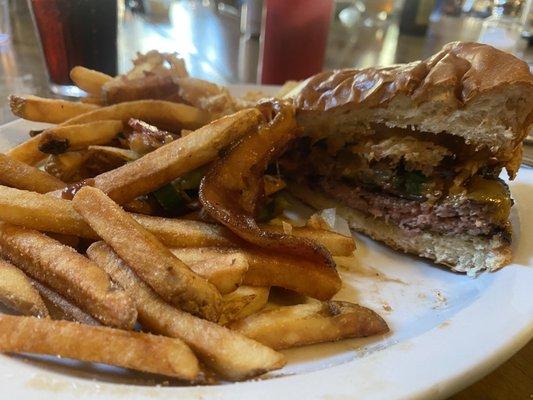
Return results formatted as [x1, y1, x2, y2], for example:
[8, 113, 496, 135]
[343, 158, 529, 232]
[281, 42, 533, 274]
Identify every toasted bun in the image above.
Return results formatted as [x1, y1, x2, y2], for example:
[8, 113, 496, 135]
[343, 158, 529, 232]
[292, 42, 533, 176]
[288, 182, 512, 275]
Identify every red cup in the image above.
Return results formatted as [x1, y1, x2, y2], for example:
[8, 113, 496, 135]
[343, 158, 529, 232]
[259, 0, 334, 85]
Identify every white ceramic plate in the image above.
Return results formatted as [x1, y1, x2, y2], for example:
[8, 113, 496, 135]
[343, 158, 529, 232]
[0, 86, 532, 400]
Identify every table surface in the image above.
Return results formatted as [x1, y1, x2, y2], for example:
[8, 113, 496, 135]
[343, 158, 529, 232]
[0, 1, 531, 398]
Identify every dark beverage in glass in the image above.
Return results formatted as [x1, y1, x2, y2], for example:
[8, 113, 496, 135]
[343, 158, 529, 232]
[29, 0, 118, 97]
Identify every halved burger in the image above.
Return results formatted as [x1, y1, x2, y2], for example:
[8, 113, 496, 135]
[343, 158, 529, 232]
[281, 42, 533, 274]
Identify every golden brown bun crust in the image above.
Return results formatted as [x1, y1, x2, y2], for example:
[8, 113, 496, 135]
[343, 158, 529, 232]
[295, 41, 533, 114]
[292, 42, 533, 172]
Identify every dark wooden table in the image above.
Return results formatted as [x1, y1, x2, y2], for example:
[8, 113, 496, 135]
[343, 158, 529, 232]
[0, 1, 531, 398]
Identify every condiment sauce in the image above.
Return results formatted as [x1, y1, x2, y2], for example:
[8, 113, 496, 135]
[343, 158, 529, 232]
[60, 178, 95, 200]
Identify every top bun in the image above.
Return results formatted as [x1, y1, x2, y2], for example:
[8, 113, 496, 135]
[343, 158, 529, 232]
[292, 42, 533, 175]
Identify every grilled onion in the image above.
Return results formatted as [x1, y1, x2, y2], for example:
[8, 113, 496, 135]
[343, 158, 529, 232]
[199, 100, 338, 278]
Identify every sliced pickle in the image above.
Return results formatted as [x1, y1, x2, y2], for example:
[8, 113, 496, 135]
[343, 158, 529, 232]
[465, 176, 511, 225]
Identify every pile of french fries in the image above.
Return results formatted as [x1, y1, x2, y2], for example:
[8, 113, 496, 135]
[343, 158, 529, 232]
[0, 54, 388, 383]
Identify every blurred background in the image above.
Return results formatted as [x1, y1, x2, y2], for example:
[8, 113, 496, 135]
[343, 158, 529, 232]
[0, 0, 532, 122]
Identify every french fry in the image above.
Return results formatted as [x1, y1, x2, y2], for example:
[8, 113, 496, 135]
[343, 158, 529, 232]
[219, 286, 270, 325]
[243, 248, 341, 300]
[0, 315, 200, 380]
[137, 216, 354, 256]
[0, 223, 137, 329]
[8, 100, 203, 166]
[0, 186, 351, 258]
[264, 225, 355, 257]
[60, 99, 207, 131]
[0, 259, 49, 317]
[70, 66, 113, 96]
[0, 153, 65, 193]
[229, 301, 389, 350]
[140, 215, 353, 256]
[8, 120, 123, 165]
[132, 214, 234, 247]
[170, 247, 249, 294]
[73, 186, 222, 321]
[30, 279, 100, 326]
[9, 94, 99, 124]
[0, 185, 97, 238]
[169, 246, 341, 300]
[87, 242, 285, 380]
[38, 121, 123, 153]
[51, 108, 262, 205]
[0, 185, 225, 242]
[128, 214, 353, 256]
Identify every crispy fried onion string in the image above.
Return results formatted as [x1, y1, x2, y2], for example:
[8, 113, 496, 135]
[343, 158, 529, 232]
[199, 100, 337, 271]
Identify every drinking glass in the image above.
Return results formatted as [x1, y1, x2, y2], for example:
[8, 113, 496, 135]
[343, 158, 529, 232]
[28, 0, 118, 97]
[259, 0, 334, 84]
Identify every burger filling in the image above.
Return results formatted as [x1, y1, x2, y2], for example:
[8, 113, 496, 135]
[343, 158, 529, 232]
[280, 125, 512, 238]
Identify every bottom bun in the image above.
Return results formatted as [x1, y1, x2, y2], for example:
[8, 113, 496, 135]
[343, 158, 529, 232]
[288, 182, 512, 275]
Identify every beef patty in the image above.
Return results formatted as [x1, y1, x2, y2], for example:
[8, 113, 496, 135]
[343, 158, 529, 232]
[317, 179, 502, 237]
